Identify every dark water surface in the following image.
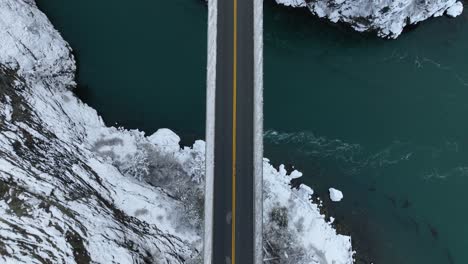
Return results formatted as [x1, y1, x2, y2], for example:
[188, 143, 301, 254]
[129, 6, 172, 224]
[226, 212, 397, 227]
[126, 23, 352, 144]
[37, 0, 207, 144]
[37, 0, 468, 263]
[264, 3, 468, 264]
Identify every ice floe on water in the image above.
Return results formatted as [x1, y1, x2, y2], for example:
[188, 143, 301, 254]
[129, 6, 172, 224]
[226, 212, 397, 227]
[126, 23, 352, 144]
[329, 188, 344, 202]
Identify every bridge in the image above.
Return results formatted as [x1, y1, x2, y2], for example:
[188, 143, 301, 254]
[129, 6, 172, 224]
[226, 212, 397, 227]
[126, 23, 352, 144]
[203, 0, 263, 263]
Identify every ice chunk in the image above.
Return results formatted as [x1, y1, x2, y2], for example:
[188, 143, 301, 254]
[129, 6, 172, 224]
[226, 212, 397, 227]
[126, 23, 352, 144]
[329, 188, 344, 202]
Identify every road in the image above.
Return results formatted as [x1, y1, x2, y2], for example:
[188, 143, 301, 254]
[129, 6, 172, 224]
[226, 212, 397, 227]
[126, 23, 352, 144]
[205, 0, 259, 262]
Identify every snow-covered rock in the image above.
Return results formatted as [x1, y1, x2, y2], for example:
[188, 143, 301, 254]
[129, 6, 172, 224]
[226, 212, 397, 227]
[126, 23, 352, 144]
[275, 0, 464, 38]
[0, 0, 353, 263]
[148, 128, 181, 153]
[446, 1, 464, 17]
[329, 188, 344, 202]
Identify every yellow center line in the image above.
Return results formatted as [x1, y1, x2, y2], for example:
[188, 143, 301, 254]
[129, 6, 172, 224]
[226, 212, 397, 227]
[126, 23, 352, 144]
[231, 0, 238, 262]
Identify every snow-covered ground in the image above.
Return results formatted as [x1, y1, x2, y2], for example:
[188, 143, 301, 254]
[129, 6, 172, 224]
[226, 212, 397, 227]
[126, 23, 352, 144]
[275, 0, 464, 38]
[0, 0, 353, 263]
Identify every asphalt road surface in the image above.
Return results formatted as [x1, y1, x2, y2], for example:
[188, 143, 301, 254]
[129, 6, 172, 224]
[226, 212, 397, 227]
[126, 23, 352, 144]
[211, 0, 255, 263]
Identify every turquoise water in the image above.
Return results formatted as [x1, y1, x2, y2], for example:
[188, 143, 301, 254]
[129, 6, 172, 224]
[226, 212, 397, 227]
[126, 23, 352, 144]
[36, 0, 207, 144]
[36, 0, 468, 263]
[264, 3, 468, 263]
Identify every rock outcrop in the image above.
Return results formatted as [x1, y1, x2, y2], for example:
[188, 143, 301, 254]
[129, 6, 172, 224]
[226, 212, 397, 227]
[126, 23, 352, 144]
[275, 0, 464, 38]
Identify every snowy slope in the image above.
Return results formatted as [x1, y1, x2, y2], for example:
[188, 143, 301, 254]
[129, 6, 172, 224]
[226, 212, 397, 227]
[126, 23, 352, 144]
[0, 0, 353, 263]
[275, 0, 464, 38]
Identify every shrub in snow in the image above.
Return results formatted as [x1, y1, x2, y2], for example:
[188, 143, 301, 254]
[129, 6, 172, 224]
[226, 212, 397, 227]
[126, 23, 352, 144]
[270, 206, 289, 228]
[93, 135, 205, 233]
[264, 205, 309, 264]
[124, 143, 204, 232]
[180, 141, 206, 184]
[119, 148, 150, 181]
[148, 128, 181, 153]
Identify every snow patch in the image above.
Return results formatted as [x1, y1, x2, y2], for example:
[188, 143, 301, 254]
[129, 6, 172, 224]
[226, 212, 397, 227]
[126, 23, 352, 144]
[148, 128, 181, 153]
